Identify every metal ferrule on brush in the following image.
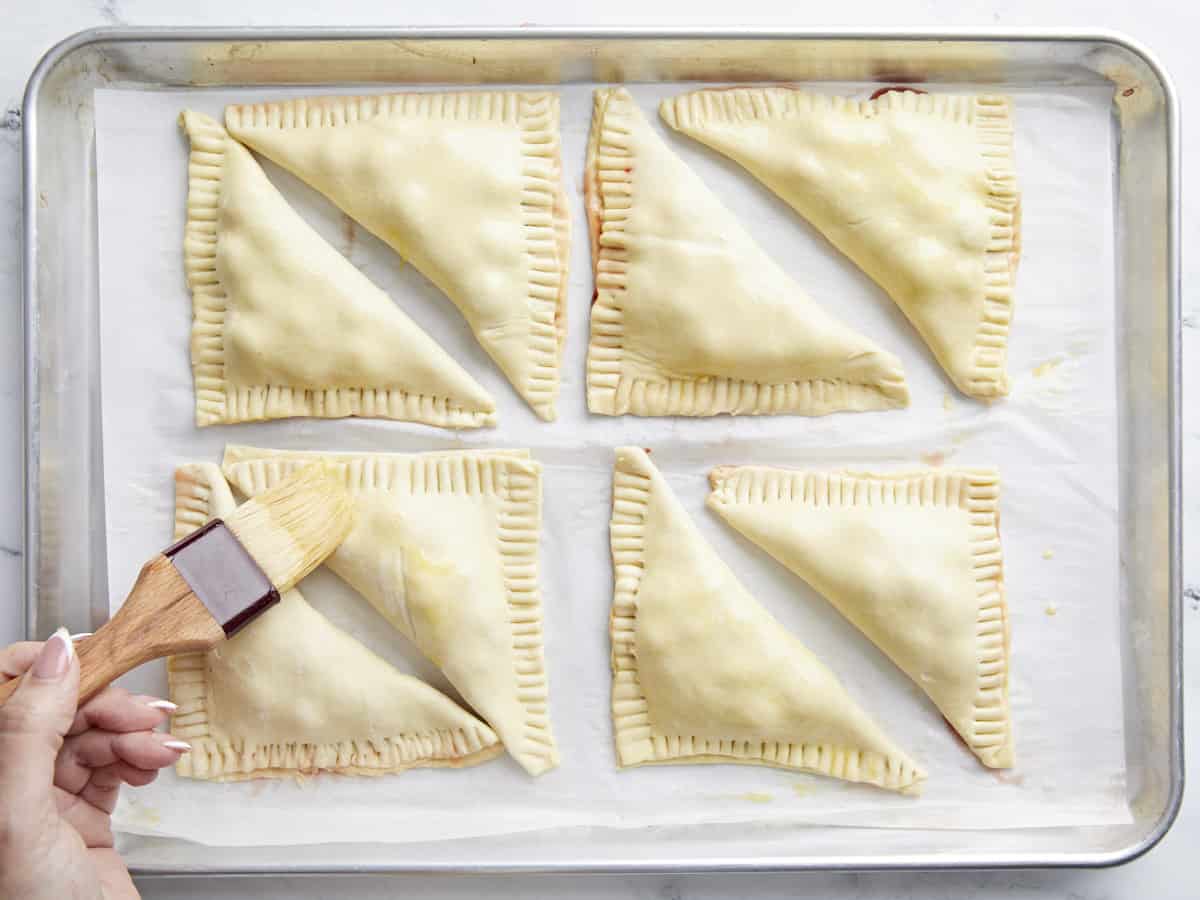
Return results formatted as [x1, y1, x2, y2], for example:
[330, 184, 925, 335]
[163, 519, 280, 637]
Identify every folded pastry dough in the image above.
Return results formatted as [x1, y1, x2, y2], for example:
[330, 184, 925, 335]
[585, 88, 909, 418]
[223, 92, 569, 421]
[609, 447, 924, 793]
[167, 463, 502, 781]
[221, 445, 558, 776]
[661, 87, 1020, 400]
[708, 464, 1013, 768]
[179, 111, 496, 429]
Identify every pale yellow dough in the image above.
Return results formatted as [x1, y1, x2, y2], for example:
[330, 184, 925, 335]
[585, 88, 909, 418]
[167, 464, 502, 781]
[179, 111, 496, 429]
[221, 445, 559, 776]
[224, 92, 570, 421]
[661, 88, 1020, 400]
[707, 465, 1013, 769]
[609, 448, 924, 793]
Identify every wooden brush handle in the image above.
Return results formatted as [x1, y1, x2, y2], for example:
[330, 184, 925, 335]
[0, 555, 225, 706]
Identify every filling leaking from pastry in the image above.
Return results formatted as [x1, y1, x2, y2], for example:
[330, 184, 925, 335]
[585, 88, 910, 418]
[221, 445, 559, 776]
[167, 463, 502, 782]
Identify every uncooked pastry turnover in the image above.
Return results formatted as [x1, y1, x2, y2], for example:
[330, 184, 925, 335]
[585, 88, 909, 418]
[221, 445, 558, 776]
[661, 87, 1020, 400]
[179, 111, 496, 429]
[708, 464, 1013, 769]
[224, 92, 570, 421]
[167, 463, 502, 781]
[609, 447, 924, 793]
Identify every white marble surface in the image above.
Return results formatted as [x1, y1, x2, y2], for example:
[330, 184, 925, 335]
[0, 1, 1194, 897]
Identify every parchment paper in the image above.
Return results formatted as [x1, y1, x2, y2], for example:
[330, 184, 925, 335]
[94, 82, 1129, 847]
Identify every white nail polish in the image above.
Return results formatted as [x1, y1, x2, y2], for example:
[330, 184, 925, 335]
[54, 627, 75, 662]
[33, 627, 74, 679]
[147, 699, 178, 712]
[163, 740, 191, 752]
[69, 632, 94, 642]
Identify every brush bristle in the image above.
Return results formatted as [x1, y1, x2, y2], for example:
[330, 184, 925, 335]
[224, 463, 354, 593]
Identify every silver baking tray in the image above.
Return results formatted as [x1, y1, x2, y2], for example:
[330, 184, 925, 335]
[21, 27, 1181, 874]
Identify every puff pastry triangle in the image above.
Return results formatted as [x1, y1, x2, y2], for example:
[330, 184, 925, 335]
[221, 445, 559, 776]
[708, 464, 1013, 768]
[180, 111, 496, 429]
[224, 92, 569, 420]
[609, 447, 924, 792]
[661, 88, 1020, 399]
[586, 88, 908, 418]
[167, 463, 502, 781]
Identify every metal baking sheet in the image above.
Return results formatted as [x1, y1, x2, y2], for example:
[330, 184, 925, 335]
[21, 28, 1181, 873]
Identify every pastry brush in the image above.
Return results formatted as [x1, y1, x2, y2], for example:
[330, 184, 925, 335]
[0, 464, 354, 706]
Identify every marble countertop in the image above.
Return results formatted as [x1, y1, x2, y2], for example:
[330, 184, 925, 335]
[1, 1, 1194, 897]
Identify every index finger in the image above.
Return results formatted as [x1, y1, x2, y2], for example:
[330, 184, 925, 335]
[69, 687, 170, 736]
[0, 642, 42, 680]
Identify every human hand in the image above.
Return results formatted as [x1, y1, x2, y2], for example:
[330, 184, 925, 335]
[0, 629, 190, 900]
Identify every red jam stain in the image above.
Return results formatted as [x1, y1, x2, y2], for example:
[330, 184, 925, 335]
[991, 770, 1025, 787]
[1122, 87, 1136, 97]
[942, 715, 971, 751]
[623, 167, 632, 173]
[591, 288, 599, 306]
[869, 86, 928, 101]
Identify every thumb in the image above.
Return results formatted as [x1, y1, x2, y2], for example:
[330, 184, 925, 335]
[0, 628, 81, 796]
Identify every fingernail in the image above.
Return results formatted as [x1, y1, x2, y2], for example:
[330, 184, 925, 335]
[147, 699, 178, 712]
[162, 740, 191, 753]
[33, 627, 74, 680]
[69, 632, 93, 642]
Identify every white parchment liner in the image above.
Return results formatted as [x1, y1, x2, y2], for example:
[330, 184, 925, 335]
[94, 83, 1128, 846]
